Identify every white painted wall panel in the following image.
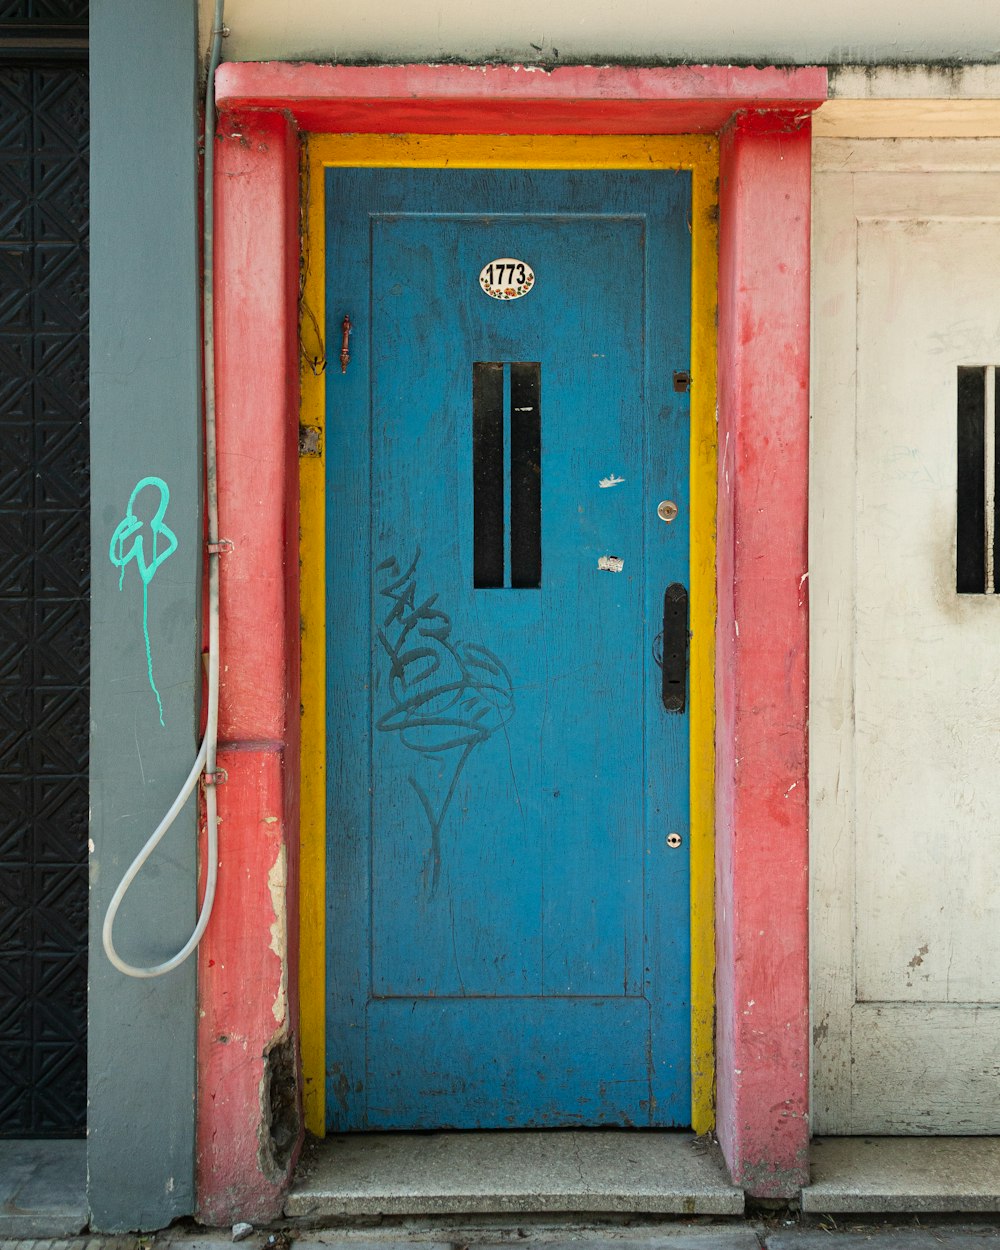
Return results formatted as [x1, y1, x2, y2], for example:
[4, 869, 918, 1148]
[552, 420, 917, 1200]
[201, 0, 1000, 67]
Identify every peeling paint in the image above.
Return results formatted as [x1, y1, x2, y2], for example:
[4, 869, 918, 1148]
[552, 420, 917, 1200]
[597, 554, 624, 572]
[599, 474, 625, 488]
[267, 843, 288, 1026]
[908, 943, 929, 969]
[256, 1032, 299, 1185]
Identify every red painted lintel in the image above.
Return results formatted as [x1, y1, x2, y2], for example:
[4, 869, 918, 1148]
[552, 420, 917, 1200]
[216, 61, 826, 135]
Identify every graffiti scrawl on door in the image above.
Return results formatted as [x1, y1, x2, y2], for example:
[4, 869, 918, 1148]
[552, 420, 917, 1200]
[375, 548, 514, 890]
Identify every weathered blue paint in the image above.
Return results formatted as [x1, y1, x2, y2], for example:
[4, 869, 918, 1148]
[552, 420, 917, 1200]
[327, 169, 691, 1129]
[89, 0, 199, 1230]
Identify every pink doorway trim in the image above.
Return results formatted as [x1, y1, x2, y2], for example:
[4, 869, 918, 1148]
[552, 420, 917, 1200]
[200, 62, 824, 1221]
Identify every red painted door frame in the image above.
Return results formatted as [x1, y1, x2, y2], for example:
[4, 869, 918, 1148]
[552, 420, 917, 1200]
[197, 63, 825, 1222]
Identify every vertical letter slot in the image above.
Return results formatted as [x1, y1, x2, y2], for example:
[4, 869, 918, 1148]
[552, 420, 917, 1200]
[473, 363, 504, 588]
[473, 362, 542, 589]
[955, 365, 1000, 594]
[510, 362, 542, 589]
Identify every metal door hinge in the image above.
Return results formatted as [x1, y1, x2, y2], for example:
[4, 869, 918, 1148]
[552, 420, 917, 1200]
[299, 425, 323, 458]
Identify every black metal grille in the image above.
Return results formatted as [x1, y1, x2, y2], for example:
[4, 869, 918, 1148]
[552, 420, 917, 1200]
[0, 2, 88, 20]
[0, 56, 89, 1137]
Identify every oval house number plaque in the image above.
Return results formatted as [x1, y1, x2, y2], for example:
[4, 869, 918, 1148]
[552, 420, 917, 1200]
[479, 258, 535, 301]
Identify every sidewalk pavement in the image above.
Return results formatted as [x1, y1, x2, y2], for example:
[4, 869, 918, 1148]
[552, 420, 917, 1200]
[3, 1217, 1000, 1250]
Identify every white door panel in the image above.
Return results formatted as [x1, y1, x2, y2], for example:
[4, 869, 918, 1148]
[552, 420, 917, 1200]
[812, 144, 1000, 1133]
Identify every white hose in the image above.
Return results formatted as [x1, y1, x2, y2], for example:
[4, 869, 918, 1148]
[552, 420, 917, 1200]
[102, 0, 226, 978]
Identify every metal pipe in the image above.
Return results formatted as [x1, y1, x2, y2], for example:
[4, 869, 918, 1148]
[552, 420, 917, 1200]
[102, 0, 226, 978]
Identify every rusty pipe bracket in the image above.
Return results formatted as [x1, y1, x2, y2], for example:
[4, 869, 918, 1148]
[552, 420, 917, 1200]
[207, 538, 234, 556]
[202, 768, 228, 788]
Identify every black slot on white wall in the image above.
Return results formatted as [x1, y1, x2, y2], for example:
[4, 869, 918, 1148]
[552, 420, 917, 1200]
[957, 365, 1000, 594]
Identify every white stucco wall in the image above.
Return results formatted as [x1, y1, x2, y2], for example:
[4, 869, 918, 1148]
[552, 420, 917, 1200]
[201, 0, 1000, 68]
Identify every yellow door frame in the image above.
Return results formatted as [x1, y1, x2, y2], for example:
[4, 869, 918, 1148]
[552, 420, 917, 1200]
[298, 133, 718, 1136]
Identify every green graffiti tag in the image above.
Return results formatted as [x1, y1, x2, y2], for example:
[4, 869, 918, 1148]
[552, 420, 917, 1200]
[109, 476, 179, 727]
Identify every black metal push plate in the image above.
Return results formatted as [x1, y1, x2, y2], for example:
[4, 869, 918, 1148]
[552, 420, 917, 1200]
[661, 582, 689, 713]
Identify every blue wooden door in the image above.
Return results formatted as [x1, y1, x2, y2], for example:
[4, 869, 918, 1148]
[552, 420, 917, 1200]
[326, 168, 691, 1129]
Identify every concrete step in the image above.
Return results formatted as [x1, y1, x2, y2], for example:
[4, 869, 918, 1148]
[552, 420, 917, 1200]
[0, 1140, 87, 1239]
[804, 1137, 1000, 1213]
[285, 1132, 745, 1219]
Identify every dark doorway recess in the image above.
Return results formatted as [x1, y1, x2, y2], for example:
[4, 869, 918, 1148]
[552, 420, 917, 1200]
[0, 3, 89, 1137]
